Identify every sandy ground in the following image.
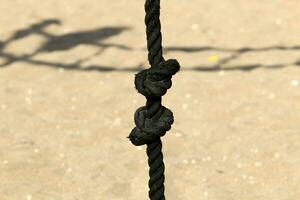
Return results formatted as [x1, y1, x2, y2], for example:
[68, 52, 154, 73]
[0, 0, 300, 199]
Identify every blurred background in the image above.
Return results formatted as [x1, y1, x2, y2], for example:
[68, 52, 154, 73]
[0, 0, 299, 199]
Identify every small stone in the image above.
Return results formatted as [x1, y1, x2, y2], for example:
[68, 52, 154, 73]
[291, 80, 299, 87]
[59, 68, 64, 72]
[185, 93, 191, 99]
[1, 104, 6, 109]
[204, 191, 208, 197]
[191, 159, 196, 164]
[34, 148, 39, 153]
[218, 70, 225, 76]
[175, 132, 182, 137]
[3, 160, 8, 164]
[208, 55, 219, 63]
[191, 24, 199, 30]
[114, 117, 121, 125]
[27, 195, 32, 200]
[182, 159, 189, 164]
[27, 89, 33, 95]
[202, 178, 207, 182]
[25, 97, 31, 103]
[251, 148, 259, 154]
[269, 93, 275, 99]
[237, 163, 243, 168]
[98, 81, 104, 85]
[182, 104, 188, 110]
[274, 153, 280, 158]
[275, 18, 282, 25]
[66, 168, 72, 173]
[255, 162, 262, 167]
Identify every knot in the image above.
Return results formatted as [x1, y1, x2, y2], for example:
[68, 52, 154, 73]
[128, 105, 174, 146]
[134, 59, 180, 98]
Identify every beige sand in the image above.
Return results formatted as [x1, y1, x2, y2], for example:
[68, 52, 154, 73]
[0, 0, 299, 199]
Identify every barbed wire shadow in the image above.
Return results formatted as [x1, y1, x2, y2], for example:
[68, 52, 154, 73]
[0, 18, 300, 72]
[0, 18, 133, 70]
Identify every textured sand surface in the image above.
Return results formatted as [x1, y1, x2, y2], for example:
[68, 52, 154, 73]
[0, 0, 300, 199]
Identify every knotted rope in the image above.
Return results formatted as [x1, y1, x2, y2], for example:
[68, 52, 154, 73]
[127, 0, 181, 199]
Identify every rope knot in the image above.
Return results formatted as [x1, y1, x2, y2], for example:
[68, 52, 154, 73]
[134, 59, 180, 98]
[128, 105, 174, 146]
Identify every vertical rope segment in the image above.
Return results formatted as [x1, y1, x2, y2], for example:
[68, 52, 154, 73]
[127, 0, 181, 199]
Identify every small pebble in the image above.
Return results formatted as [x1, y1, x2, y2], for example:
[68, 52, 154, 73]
[185, 93, 191, 99]
[27, 89, 33, 95]
[114, 117, 121, 125]
[191, 159, 196, 164]
[27, 195, 32, 200]
[202, 178, 207, 182]
[175, 132, 182, 137]
[182, 104, 188, 110]
[98, 81, 104, 85]
[251, 148, 259, 154]
[237, 163, 243, 168]
[269, 93, 275, 99]
[291, 80, 299, 87]
[274, 153, 280, 158]
[25, 97, 31, 103]
[1, 104, 6, 109]
[218, 70, 225, 76]
[182, 159, 189, 164]
[3, 160, 8, 164]
[202, 156, 211, 162]
[203, 191, 208, 197]
[208, 55, 219, 63]
[275, 18, 282, 25]
[58, 68, 64, 72]
[255, 162, 262, 167]
[34, 148, 39, 153]
[191, 24, 199, 30]
[66, 168, 72, 173]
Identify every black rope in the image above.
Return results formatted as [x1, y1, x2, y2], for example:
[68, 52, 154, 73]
[127, 0, 181, 199]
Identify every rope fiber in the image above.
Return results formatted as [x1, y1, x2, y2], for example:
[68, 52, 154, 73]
[127, 0, 181, 199]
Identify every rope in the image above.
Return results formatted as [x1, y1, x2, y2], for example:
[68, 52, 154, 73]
[127, 0, 181, 199]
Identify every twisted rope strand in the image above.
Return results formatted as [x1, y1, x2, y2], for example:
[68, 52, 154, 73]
[128, 0, 180, 199]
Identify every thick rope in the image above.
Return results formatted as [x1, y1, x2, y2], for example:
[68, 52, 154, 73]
[127, 0, 181, 199]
